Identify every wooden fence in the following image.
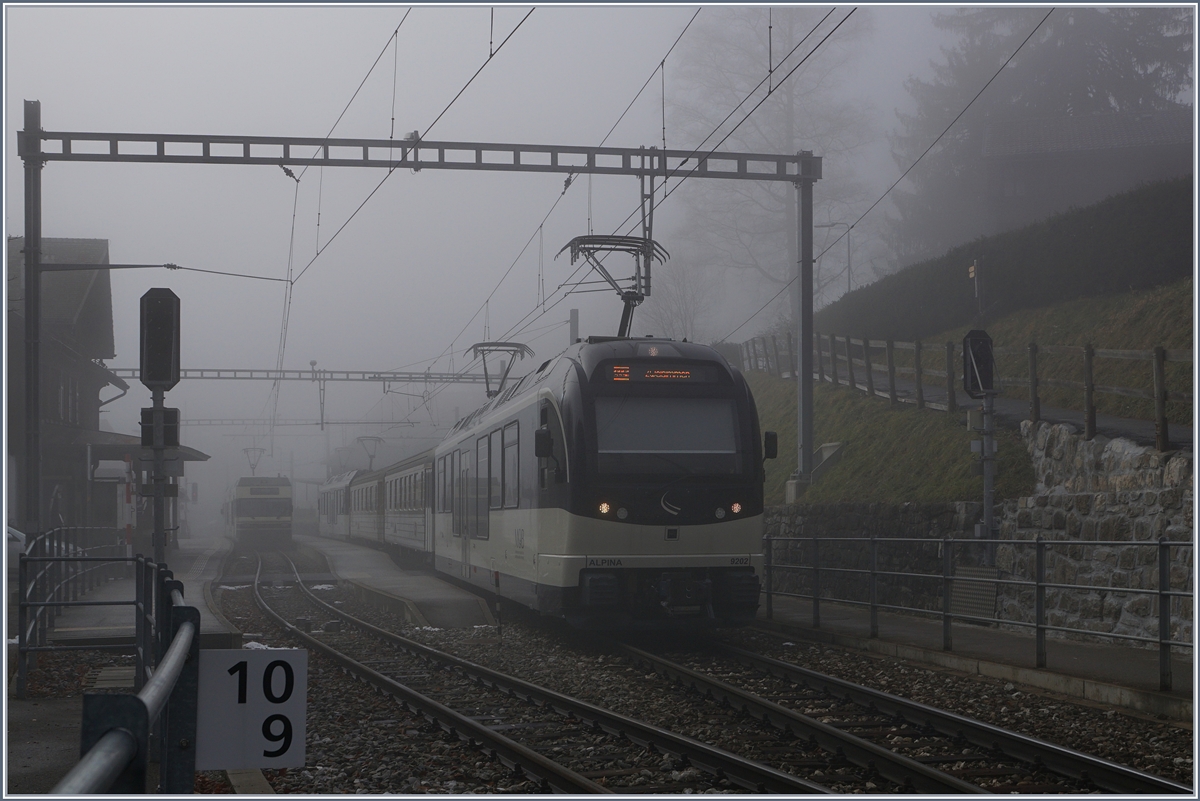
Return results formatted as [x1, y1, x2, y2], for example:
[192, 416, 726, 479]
[737, 332, 1192, 452]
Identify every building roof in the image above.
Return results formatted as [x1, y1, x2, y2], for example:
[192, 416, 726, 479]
[981, 108, 1194, 158]
[7, 237, 115, 359]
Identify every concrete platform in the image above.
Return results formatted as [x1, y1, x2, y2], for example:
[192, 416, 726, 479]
[759, 593, 1193, 721]
[45, 537, 242, 651]
[294, 535, 494, 628]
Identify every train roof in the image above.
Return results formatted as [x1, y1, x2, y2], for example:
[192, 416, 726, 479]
[447, 336, 733, 436]
[319, 470, 359, 492]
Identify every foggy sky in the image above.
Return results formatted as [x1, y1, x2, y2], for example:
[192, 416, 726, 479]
[4, 5, 951, 525]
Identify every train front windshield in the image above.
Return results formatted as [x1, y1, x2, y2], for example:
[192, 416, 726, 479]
[236, 498, 291, 517]
[594, 396, 742, 475]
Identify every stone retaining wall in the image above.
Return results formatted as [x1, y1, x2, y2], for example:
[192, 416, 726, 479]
[764, 421, 1194, 648]
[994, 422, 1194, 646]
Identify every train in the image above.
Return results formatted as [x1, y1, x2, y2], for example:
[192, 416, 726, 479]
[318, 336, 777, 629]
[230, 476, 294, 549]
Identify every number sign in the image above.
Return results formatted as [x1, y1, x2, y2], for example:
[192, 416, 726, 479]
[196, 649, 307, 770]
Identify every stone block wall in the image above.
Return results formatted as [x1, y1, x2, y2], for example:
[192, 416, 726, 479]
[994, 422, 1194, 647]
[763, 421, 1194, 649]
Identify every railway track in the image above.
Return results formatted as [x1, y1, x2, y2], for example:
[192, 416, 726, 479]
[610, 637, 1191, 795]
[249, 551, 828, 794]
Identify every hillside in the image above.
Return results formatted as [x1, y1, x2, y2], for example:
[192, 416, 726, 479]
[748, 373, 1037, 507]
[748, 280, 1193, 506]
[812, 177, 1192, 343]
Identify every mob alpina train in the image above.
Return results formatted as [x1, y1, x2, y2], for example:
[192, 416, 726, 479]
[318, 336, 776, 629]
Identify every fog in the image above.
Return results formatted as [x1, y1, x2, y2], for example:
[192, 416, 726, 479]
[5, 5, 956, 531]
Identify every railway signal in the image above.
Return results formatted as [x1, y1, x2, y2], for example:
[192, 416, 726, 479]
[140, 288, 182, 563]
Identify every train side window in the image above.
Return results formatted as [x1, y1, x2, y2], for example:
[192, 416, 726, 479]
[437, 457, 446, 512]
[489, 430, 503, 510]
[503, 422, 519, 508]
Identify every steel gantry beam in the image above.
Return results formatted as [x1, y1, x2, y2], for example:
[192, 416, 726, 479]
[108, 368, 487, 384]
[18, 101, 822, 544]
[20, 130, 818, 184]
[179, 419, 416, 427]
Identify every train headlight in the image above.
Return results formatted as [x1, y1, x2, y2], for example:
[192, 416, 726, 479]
[599, 502, 611, 514]
[617, 507, 628, 520]
[715, 507, 726, 519]
[731, 502, 742, 514]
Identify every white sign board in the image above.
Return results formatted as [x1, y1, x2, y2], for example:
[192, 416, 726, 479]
[196, 649, 307, 770]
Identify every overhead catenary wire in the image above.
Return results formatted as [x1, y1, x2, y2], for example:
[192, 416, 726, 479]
[291, 7, 536, 287]
[500, 8, 851, 346]
[720, 7, 1055, 342]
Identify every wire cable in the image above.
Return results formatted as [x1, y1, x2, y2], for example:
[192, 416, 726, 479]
[720, 8, 1055, 342]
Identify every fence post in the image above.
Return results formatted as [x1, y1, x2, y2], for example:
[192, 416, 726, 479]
[162, 580, 200, 793]
[1153, 346, 1169, 452]
[771, 336, 783, 378]
[17, 553, 29, 697]
[787, 331, 796, 379]
[1083, 344, 1096, 440]
[1028, 343, 1040, 424]
[749, 338, 759, 371]
[945, 342, 957, 412]
[811, 537, 821, 629]
[864, 339, 875, 398]
[869, 536, 878, 638]
[844, 336, 856, 390]
[1159, 537, 1172, 691]
[135, 557, 147, 692]
[763, 537, 773, 621]
[1036, 537, 1046, 668]
[942, 537, 952, 651]
[829, 336, 839, 386]
[914, 341, 925, 409]
[886, 340, 897, 405]
[815, 332, 825, 382]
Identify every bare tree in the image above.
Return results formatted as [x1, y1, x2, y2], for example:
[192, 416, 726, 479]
[636, 260, 718, 342]
[664, 7, 878, 317]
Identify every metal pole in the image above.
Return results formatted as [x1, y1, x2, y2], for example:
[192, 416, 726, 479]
[763, 537, 773, 620]
[869, 536, 878, 638]
[796, 164, 814, 478]
[569, 308, 579, 345]
[152, 389, 166, 564]
[914, 340, 924, 409]
[1036, 537, 1046, 668]
[945, 342, 957, 412]
[844, 335, 856, 390]
[1159, 537, 1172, 691]
[942, 537, 952, 651]
[22, 99, 44, 552]
[863, 338, 875, 398]
[886, 340, 897, 405]
[811, 536, 820, 628]
[983, 392, 996, 565]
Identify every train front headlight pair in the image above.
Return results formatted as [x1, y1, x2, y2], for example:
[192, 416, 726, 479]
[598, 503, 629, 520]
[715, 502, 744, 519]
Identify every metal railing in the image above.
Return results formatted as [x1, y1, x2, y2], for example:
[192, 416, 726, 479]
[16, 528, 199, 793]
[740, 332, 1192, 451]
[762, 535, 1192, 691]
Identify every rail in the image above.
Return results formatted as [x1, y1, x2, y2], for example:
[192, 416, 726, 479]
[15, 528, 200, 793]
[761, 535, 1192, 691]
[738, 333, 1192, 451]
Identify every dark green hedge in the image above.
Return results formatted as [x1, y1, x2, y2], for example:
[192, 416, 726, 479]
[814, 177, 1193, 342]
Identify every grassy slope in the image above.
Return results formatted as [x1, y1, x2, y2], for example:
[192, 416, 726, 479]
[748, 373, 1038, 507]
[922, 276, 1193, 425]
[747, 280, 1195, 506]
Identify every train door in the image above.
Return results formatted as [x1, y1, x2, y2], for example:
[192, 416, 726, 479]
[475, 436, 490, 542]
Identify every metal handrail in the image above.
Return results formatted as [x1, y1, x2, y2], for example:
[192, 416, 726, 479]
[762, 534, 1193, 690]
[51, 569, 199, 794]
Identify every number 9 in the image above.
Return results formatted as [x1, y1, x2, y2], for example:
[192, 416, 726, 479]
[262, 714, 292, 758]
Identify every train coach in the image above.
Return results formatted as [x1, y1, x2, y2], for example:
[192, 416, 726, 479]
[232, 476, 293, 549]
[320, 336, 775, 629]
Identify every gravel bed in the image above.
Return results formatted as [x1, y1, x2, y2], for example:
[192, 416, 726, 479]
[719, 628, 1194, 787]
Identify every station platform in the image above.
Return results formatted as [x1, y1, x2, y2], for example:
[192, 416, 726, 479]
[294, 534, 494, 629]
[757, 593, 1193, 722]
[44, 537, 242, 651]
